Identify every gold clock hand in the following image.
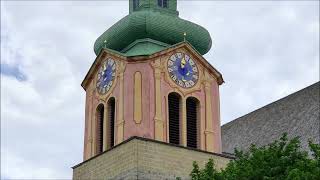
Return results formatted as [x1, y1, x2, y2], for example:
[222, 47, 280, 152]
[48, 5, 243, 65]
[181, 57, 186, 68]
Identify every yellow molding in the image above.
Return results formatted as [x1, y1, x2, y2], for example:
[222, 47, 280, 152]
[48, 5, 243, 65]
[116, 120, 125, 125]
[165, 95, 169, 143]
[205, 132, 214, 152]
[116, 121, 124, 144]
[181, 96, 187, 146]
[205, 130, 214, 134]
[116, 61, 126, 144]
[92, 107, 97, 155]
[154, 117, 164, 141]
[203, 70, 214, 152]
[85, 88, 93, 160]
[134, 72, 142, 124]
[151, 59, 164, 141]
[103, 103, 108, 152]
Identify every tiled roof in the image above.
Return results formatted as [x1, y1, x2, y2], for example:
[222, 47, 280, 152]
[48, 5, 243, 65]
[94, 1, 212, 56]
[221, 82, 320, 155]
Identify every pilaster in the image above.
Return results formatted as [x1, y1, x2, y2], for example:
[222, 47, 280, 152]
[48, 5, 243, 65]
[103, 104, 108, 151]
[116, 61, 126, 144]
[181, 96, 187, 146]
[203, 70, 215, 152]
[151, 59, 164, 141]
[134, 72, 142, 124]
[89, 84, 96, 157]
[85, 86, 93, 160]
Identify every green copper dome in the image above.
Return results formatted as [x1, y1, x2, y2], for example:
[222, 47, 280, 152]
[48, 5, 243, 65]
[94, 0, 212, 55]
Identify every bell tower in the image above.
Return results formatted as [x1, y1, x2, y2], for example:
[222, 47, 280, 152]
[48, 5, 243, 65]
[81, 0, 224, 161]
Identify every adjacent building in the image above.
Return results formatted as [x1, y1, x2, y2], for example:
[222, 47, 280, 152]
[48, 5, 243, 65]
[222, 82, 320, 155]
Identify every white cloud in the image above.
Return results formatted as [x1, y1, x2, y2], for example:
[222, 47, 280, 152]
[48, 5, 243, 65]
[179, 1, 319, 122]
[1, 1, 319, 179]
[2, 148, 62, 179]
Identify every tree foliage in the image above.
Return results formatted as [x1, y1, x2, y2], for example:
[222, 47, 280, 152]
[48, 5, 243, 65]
[190, 133, 320, 180]
[190, 159, 220, 180]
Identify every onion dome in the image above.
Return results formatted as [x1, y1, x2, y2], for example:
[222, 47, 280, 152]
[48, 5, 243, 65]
[94, 0, 212, 56]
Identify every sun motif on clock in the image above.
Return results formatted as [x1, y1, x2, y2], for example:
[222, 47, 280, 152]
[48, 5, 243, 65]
[96, 58, 116, 94]
[167, 52, 199, 88]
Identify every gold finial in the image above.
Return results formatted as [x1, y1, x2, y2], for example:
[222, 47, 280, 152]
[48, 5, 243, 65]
[183, 32, 187, 42]
[103, 40, 107, 48]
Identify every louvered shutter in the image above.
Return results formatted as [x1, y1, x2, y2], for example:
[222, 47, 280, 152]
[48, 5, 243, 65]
[108, 98, 115, 148]
[187, 98, 198, 148]
[96, 105, 104, 154]
[168, 93, 181, 145]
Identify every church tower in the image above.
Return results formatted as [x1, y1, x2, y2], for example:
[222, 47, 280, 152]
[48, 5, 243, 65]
[81, 0, 224, 161]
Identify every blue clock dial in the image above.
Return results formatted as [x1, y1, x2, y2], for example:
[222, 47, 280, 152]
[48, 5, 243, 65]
[96, 58, 116, 94]
[167, 52, 199, 88]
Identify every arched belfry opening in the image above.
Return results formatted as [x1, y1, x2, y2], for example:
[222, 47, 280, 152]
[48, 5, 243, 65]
[95, 98, 115, 154]
[107, 97, 115, 149]
[186, 97, 200, 148]
[168, 92, 181, 145]
[95, 104, 104, 155]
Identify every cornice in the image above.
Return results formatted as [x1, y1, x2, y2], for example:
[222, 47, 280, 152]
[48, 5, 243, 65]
[81, 49, 127, 91]
[81, 42, 224, 91]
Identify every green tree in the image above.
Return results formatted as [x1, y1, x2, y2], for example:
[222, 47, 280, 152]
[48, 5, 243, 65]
[190, 133, 320, 180]
[190, 159, 221, 180]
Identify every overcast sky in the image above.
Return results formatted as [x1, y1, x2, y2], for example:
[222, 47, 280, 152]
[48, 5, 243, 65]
[1, 0, 319, 179]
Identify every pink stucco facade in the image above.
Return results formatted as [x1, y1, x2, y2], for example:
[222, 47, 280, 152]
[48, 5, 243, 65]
[123, 62, 155, 140]
[82, 45, 223, 160]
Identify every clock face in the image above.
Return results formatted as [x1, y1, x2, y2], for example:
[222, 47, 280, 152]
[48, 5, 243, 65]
[96, 58, 116, 94]
[167, 52, 199, 88]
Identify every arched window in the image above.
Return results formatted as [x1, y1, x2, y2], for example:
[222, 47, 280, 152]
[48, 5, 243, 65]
[158, 0, 168, 8]
[96, 104, 104, 154]
[133, 0, 139, 11]
[186, 97, 199, 148]
[107, 97, 115, 148]
[168, 92, 181, 145]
